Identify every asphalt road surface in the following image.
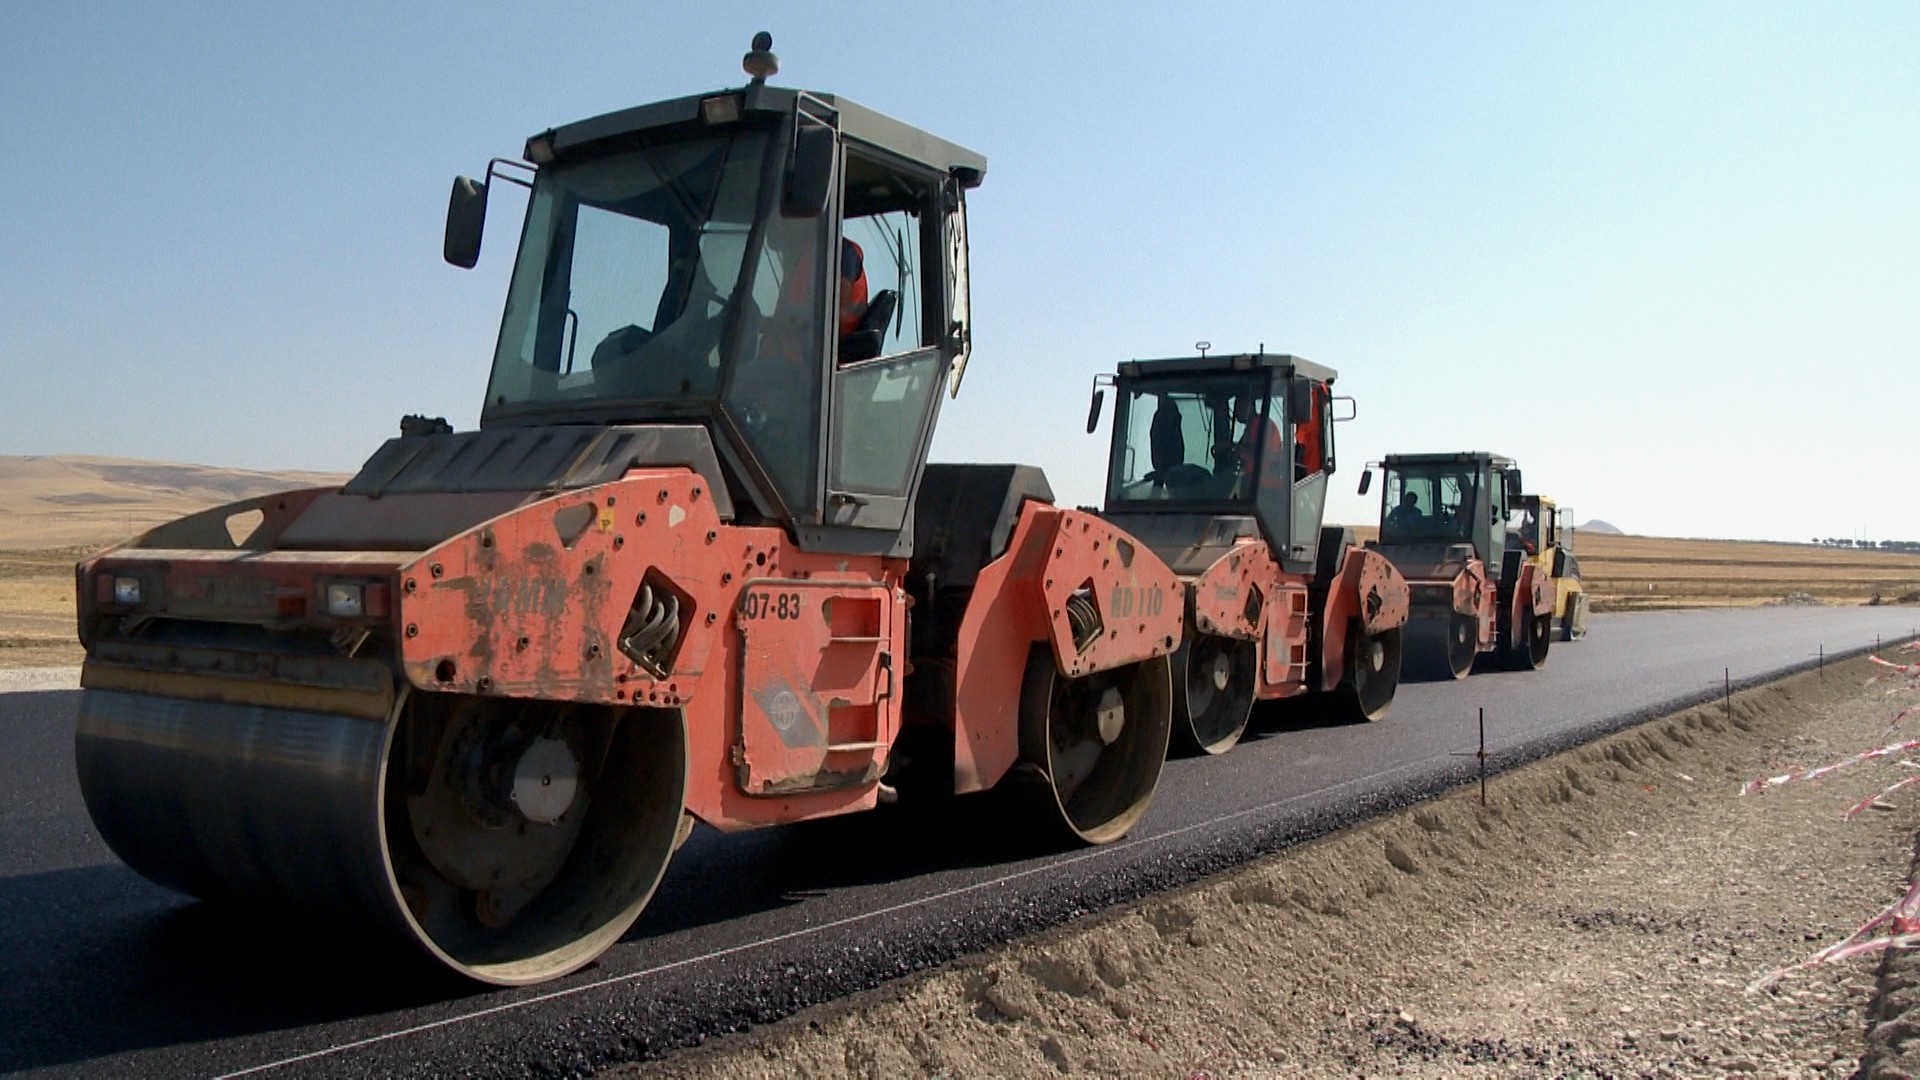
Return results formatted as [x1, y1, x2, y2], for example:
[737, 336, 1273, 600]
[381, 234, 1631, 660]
[4, 606, 1917, 1078]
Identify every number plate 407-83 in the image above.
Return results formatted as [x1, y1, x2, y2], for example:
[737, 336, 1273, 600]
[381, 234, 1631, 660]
[739, 591, 803, 621]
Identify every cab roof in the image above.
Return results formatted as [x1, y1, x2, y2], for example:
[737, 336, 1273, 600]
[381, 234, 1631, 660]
[527, 83, 988, 186]
[1117, 352, 1338, 385]
[1382, 451, 1517, 471]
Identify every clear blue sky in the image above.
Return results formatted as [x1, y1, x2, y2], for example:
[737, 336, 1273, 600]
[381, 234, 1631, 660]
[3, 3, 1915, 542]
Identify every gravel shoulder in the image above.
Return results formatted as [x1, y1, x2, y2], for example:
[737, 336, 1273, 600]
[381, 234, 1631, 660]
[625, 653, 1920, 1079]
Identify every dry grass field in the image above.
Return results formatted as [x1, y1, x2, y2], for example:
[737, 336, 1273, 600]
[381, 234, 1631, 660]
[1341, 524, 1919, 612]
[1573, 531, 1920, 610]
[0, 549, 87, 667]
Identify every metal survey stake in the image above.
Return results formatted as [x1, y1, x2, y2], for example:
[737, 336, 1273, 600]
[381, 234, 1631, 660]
[1450, 707, 1491, 804]
[1477, 707, 1488, 803]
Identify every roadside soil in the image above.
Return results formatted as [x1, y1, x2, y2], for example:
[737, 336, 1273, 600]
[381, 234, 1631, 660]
[627, 652, 1920, 1079]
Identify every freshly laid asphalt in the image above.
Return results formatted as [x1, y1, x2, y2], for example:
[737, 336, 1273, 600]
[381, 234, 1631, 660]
[3, 606, 1917, 1078]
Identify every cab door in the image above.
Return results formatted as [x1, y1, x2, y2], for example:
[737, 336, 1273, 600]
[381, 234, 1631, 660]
[814, 153, 958, 542]
[1253, 372, 1327, 573]
[1484, 465, 1510, 570]
[1285, 379, 1332, 570]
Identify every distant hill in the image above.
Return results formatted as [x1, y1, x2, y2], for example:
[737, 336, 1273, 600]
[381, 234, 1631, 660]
[1579, 519, 1625, 535]
[0, 455, 350, 550]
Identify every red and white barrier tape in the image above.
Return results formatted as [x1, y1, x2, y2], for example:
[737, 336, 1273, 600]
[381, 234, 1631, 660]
[1753, 879, 1920, 990]
[1870, 655, 1920, 676]
[1882, 704, 1920, 740]
[1867, 650, 1920, 691]
[1741, 738, 1920, 796]
[1842, 774, 1920, 819]
[1749, 642, 1920, 989]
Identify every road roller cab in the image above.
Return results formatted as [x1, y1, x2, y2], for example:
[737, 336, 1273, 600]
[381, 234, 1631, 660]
[1360, 451, 1554, 680]
[71, 35, 1186, 986]
[440, 43, 987, 554]
[1086, 352, 1410, 755]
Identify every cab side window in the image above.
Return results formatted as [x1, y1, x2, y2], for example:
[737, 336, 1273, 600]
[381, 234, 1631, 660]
[837, 151, 934, 364]
[825, 151, 948, 515]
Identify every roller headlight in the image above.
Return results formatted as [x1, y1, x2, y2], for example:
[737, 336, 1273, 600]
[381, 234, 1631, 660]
[324, 583, 365, 618]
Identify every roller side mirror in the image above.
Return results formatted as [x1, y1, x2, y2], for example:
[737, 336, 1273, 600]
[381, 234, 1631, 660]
[444, 176, 488, 269]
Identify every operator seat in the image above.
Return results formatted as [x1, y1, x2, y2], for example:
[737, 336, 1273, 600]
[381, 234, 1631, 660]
[839, 289, 898, 364]
[1146, 394, 1185, 486]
